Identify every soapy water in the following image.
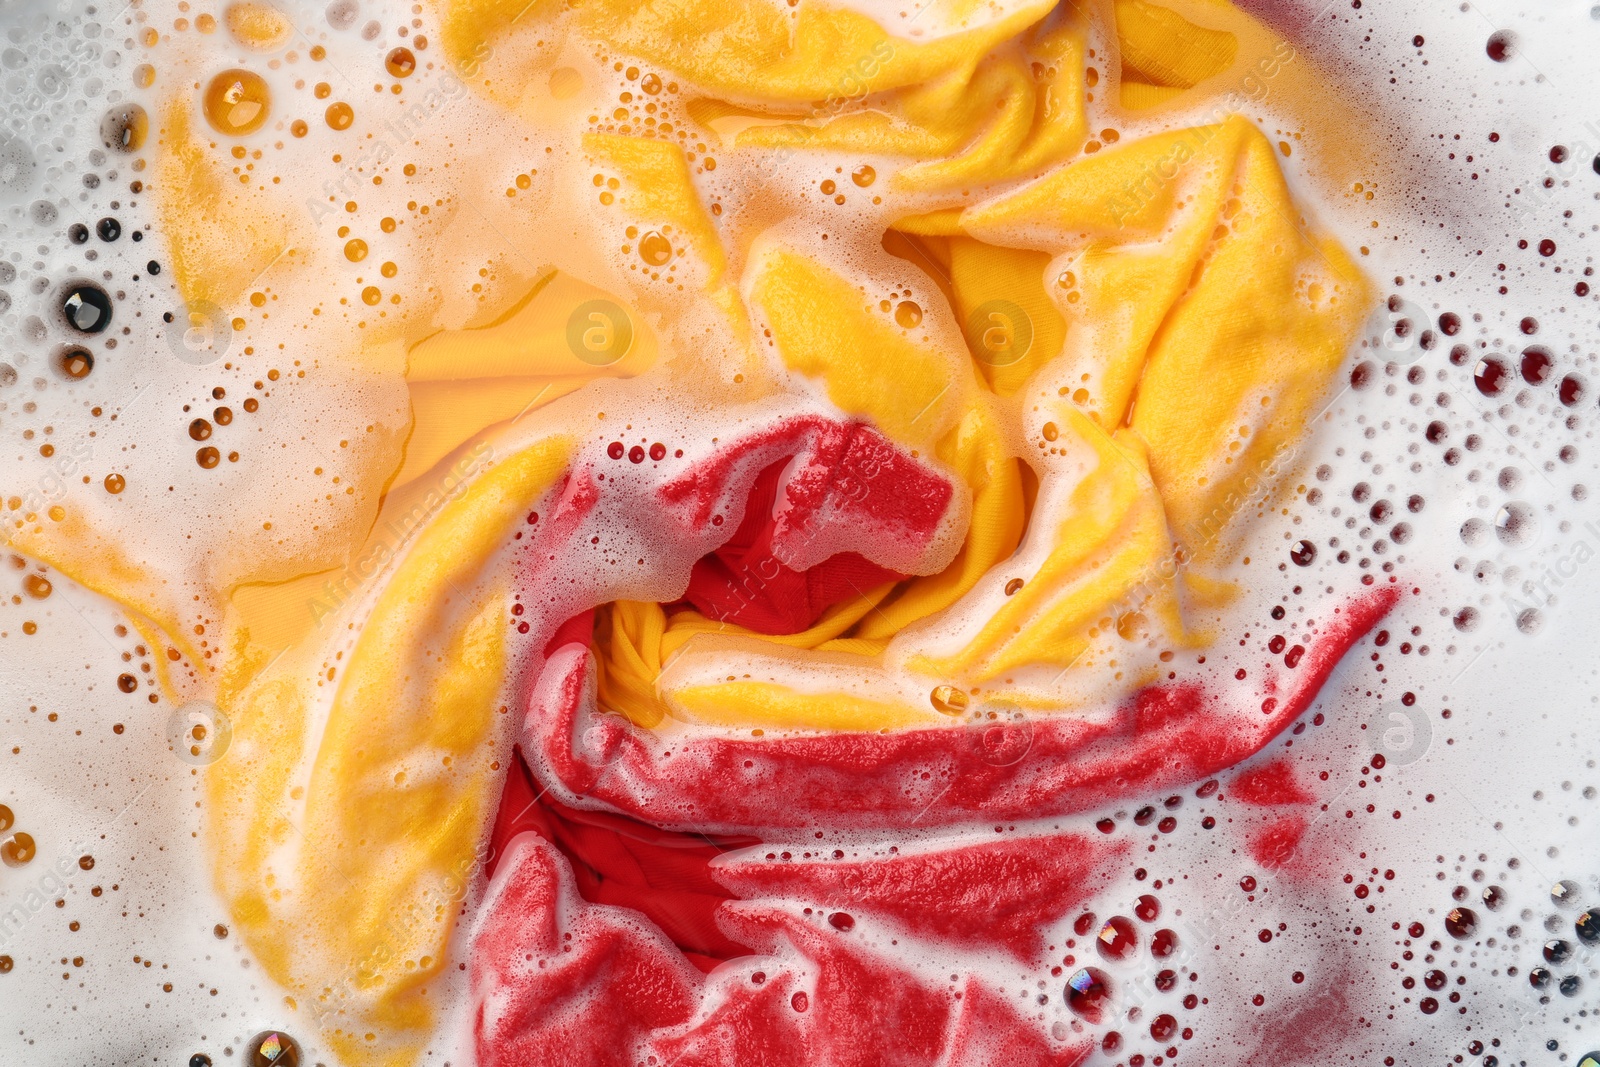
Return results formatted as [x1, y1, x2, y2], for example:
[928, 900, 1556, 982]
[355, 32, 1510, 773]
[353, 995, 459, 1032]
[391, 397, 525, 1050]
[0, 0, 1597, 1063]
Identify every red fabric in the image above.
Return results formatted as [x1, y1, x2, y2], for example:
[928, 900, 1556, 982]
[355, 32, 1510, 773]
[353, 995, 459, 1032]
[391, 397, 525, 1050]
[527, 584, 1403, 836]
[678, 457, 907, 634]
[1229, 757, 1315, 806]
[489, 748, 757, 973]
[658, 416, 953, 580]
[472, 836, 703, 1067]
[710, 831, 1125, 964]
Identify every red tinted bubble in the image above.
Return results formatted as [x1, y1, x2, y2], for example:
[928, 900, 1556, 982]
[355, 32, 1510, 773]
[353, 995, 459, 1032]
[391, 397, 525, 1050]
[1151, 928, 1179, 957]
[1520, 345, 1553, 384]
[1559, 374, 1585, 407]
[1065, 967, 1113, 1022]
[1474, 357, 1509, 396]
[1135, 894, 1160, 922]
[1097, 916, 1138, 960]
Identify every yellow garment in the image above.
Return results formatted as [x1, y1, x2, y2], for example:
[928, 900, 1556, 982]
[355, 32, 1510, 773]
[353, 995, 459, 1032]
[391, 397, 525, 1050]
[206, 436, 571, 1067]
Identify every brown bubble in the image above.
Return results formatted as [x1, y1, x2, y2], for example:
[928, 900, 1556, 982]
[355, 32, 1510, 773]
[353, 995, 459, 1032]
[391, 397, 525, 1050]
[1, 832, 36, 868]
[380, 261, 397, 278]
[56, 346, 94, 380]
[1004, 577, 1025, 595]
[23, 574, 51, 600]
[214, 406, 233, 426]
[0, 956, 11, 974]
[314, 81, 332, 99]
[117, 673, 138, 693]
[290, 119, 308, 138]
[638, 231, 673, 266]
[203, 69, 271, 136]
[361, 286, 381, 305]
[385, 47, 415, 78]
[215, 923, 229, 939]
[894, 300, 922, 328]
[851, 164, 876, 187]
[930, 685, 969, 715]
[103, 473, 126, 494]
[640, 72, 662, 94]
[100, 103, 149, 152]
[344, 238, 368, 262]
[326, 101, 355, 130]
[196, 446, 221, 469]
[78, 855, 94, 871]
[820, 179, 836, 195]
[243, 397, 260, 413]
[189, 418, 213, 441]
[0, 805, 11, 833]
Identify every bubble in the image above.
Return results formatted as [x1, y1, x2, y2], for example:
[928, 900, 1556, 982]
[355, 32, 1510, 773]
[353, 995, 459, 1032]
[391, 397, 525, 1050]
[638, 231, 672, 266]
[385, 47, 415, 78]
[55, 346, 93, 380]
[1486, 30, 1515, 61]
[96, 217, 121, 242]
[1520, 345, 1554, 384]
[68, 223, 89, 244]
[1444, 906, 1478, 940]
[246, 1030, 301, 1066]
[1473, 357, 1510, 396]
[1544, 938, 1574, 964]
[1493, 502, 1537, 546]
[1065, 967, 1113, 1022]
[1516, 608, 1542, 634]
[30, 199, 59, 226]
[894, 299, 923, 329]
[929, 685, 968, 715]
[0, 831, 36, 868]
[1096, 915, 1138, 959]
[851, 164, 876, 187]
[1289, 539, 1316, 566]
[202, 69, 271, 136]
[1575, 910, 1599, 945]
[99, 103, 148, 153]
[61, 283, 113, 333]
[325, 0, 359, 30]
[1459, 517, 1489, 547]
[0, 134, 38, 197]
[1551, 880, 1582, 908]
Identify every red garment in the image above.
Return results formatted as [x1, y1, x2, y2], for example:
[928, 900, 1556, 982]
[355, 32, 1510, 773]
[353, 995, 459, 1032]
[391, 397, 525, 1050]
[677, 457, 906, 634]
[478, 416, 1404, 1065]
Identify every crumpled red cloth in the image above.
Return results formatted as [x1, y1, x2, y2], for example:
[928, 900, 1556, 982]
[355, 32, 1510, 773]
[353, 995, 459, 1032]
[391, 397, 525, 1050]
[473, 416, 1405, 1066]
[677, 456, 907, 634]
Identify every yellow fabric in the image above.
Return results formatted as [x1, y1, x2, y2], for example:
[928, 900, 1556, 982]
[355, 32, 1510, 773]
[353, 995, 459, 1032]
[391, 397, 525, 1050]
[909, 408, 1184, 682]
[964, 115, 1370, 557]
[1115, 0, 1238, 89]
[752, 247, 962, 450]
[207, 436, 571, 1067]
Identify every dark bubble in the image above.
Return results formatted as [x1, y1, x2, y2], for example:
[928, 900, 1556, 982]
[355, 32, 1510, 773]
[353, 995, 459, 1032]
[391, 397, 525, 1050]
[1474, 357, 1510, 397]
[1486, 30, 1515, 61]
[1520, 345, 1553, 384]
[61, 283, 113, 333]
[1559, 374, 1586, 407]
[99, 103, 148, 152]
[1350, 360, 1376, 389]
[1550, 145, 1569, 164]
[1576, 909, 1599, 944]
[68, 222, 89, 244]
[1445, 906, 1478, 939]
[246, 1031, 301, 1067]
[1065, 967, 1113, 1022]
[1544, 939, 1574, 964]
[1438, 311, 1460, 335]
[96, 217, 121, 242]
